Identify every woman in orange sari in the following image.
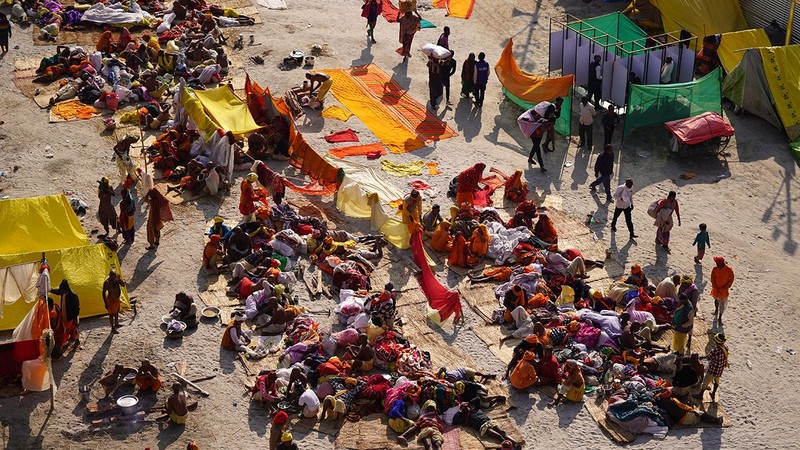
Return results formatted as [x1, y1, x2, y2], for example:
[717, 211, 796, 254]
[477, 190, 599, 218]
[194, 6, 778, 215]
[534, 214, 558, 245]
[504, 170, 528, 203]
[469, 223, 490, 258]
[448, 231, 473, 267]
[96, 29, 114, 53]
[431, 222, 453, 253]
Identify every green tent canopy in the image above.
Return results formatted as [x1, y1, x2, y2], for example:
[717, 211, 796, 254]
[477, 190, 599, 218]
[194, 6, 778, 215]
[624, 68, 723, 138]
[567, 12, 649, 56]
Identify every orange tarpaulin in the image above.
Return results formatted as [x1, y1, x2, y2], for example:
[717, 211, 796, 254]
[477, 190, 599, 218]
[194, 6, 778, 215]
[323, 66, 428, 154]
[244, 75, 298, 147]
[291, 133, 342, 188]
[329, 143, 387, 159]
[51, 100, 98, 120]
[494, 38, 574, 103]
[432, 0, 474, 19]
[349, 64, 458, 143]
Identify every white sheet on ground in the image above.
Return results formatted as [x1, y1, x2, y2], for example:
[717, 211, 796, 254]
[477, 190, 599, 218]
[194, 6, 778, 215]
[81, 2, 154, 25]
[256, 0, 287, 9]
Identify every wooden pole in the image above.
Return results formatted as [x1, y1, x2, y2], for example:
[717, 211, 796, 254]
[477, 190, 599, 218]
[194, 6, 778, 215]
[46, 335, 54, 411]
[787, 0, 798, 47]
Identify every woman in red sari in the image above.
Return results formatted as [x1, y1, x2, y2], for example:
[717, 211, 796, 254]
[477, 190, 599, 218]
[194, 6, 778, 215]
[456, 163, 485, 206]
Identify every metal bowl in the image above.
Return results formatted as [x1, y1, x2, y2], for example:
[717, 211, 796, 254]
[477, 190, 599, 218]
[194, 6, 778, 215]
[116, 395, 139, 415]
[201, 306, 220, 319]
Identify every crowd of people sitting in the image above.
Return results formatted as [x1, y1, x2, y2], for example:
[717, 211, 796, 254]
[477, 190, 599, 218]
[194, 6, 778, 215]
[396, 162, 729, 439]
[206, 184, 529, 448]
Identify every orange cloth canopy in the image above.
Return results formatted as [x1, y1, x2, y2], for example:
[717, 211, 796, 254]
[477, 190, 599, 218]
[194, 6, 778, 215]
[494, 38, 574, 104]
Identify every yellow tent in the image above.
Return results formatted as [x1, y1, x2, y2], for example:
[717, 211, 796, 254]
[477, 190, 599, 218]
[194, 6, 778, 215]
[650, 0, 748, 49]
[718, 29, 772, 72]
[181, 85, 261, 138]
[0, 194, 128, 330]
[0, 245, 129, 330]
[0, 194, 88, 255]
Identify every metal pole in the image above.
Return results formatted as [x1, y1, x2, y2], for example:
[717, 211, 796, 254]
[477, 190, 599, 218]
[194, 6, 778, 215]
[787, 0, 797, 46]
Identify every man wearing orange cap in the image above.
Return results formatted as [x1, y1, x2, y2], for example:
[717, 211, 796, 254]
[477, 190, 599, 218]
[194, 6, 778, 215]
[710, 256, 734, 326]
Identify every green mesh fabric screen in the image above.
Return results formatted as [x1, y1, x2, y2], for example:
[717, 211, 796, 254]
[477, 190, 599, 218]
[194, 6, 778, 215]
[503, 87, 573, 137]
[567, 12, 649, 56]
[623, 68, 723, 137]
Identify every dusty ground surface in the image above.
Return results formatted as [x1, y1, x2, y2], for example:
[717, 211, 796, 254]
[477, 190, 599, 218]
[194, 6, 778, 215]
[1, 0, 799, 449]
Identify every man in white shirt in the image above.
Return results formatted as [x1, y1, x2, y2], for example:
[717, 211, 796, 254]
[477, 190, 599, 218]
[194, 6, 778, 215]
[298, 388, 320, 418]
[610, 179, 638, 240]
[660, 56, 674, 84]
[578, 96, 596, 150]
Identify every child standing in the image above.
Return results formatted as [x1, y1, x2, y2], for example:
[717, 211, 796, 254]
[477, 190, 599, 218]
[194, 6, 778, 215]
[692, 223, 711, 264]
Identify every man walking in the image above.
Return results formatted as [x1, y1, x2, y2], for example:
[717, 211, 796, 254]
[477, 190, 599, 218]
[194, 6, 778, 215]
[473, 52, 489, 108]
[588, 54, 603, 107]
[589, 145, 614, 202]
[710, 256, 734, 326]
[578, 96, 596, 150]
[610, 179, 637, 240]
[602, 104, 620, 146]
[542, 97, 564, 152]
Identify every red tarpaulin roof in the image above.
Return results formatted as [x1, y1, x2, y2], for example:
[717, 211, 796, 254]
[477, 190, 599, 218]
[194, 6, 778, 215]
[664, 111, 735, 145]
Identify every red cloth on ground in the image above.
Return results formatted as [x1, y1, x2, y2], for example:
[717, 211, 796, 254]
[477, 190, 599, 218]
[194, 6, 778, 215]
[410, 231, 462, 322]
[409, 180, 431, 190]
[324, 129, 360, 143]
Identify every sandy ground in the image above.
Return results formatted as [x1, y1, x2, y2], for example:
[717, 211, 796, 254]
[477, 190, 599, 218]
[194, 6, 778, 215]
[1, 0, 800, 448]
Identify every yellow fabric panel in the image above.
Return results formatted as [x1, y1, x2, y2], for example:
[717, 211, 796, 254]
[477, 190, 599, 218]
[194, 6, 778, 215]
[718, 29, 771, 72]
[327, 156, 411, 249]
[494, 39, 574, 103]
[323, 68, 426, 154]
[759, 46, 800, 137]
[0, 244, 129, 330]
[380, 159, 426, 177]
[0, 194, 88, 256]
[651, 0, 748, 50]
[181, 86, 219, 139]
[193, 86, 261, 137]
[321, 105, 353, 122]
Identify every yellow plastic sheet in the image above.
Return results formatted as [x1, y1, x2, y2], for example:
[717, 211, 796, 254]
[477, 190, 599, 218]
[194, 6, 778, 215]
[0, 245, 129, 330]
[380, 159, 425, 176]
[718, 29, 771, 72]
[321, 105, 353, 122]
[0, 194, 88, 256]
[326, 155, 411, 249]
[192, 85, 261, 137]
[494, 39, 574, 103]
[759, 45, 800, 140]
[650, 0, 748, 50]
[323, 68, 426, 154]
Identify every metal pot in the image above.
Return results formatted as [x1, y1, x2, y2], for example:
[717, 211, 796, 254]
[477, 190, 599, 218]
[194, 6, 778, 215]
[116, 395, 139, 415]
